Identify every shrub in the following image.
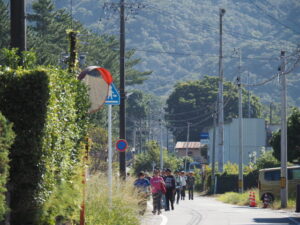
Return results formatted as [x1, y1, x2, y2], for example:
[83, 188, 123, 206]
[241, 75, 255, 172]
[86, 174, 141, 225]
[0, 112, 15, 220]
[0, 66, 89, 224]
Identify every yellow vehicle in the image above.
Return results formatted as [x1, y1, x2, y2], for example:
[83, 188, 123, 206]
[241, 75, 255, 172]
[258, 165, 300, 201]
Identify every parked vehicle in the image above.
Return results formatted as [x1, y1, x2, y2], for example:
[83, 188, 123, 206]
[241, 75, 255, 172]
[258, 165, 300, 201]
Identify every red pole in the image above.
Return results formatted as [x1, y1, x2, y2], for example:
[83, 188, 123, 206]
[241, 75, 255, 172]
[80, 138, 90, 225]
[80, 170, 86, 225]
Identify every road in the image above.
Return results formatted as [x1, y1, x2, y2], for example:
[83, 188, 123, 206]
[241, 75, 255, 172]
[141, 196, 300, 225]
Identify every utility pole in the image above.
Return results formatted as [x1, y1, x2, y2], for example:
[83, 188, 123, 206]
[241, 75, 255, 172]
[184, 122, 191, 172]
[247, 72, 251, 118]
[270, 103, 273, 125]
[139, 120, 142, 153]
[211, 103, 217, 194]
[218, 8, 226, 173]
[10, 0, 27, 55]
[133, 122, 136, 153]
[166, 130, 169, 152]
[237, 49, 244, 193]
[280, 51, 288, 208]
[119, 0, 126, 178]
[159, 119, 163, 170]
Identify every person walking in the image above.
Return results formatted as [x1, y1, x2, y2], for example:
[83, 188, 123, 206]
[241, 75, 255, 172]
[134, 171, 151, 214]
[180, 171, 187, 200]
[174, 170, 182, 204]
[186, 172, 195, 200]
[164, 168, 176, 211]
[150, 169, 166, 215]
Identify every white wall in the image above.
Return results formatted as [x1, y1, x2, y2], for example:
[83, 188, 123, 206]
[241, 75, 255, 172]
[208, 118, 266, 165]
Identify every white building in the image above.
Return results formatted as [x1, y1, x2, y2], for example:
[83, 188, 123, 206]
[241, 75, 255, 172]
[208, 118, 267, 165]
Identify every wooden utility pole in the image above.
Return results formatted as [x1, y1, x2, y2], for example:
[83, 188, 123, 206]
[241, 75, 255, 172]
[119, 0, 126, 178]
[10, 0, 27, 54]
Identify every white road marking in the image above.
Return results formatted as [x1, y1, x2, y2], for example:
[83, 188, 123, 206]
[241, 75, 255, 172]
[287, 217, 300, 225]
[160, 214, 168, 225]
[147, 201, 169, 225]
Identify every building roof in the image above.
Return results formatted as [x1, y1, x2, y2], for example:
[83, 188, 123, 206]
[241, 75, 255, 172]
[175, 142, 204, 149]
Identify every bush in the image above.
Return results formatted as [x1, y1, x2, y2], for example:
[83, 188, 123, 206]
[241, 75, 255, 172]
[217, 188, 259, 206]
[255, 149, 280, 170]
[86, 174, 141, 225]
[0, 66, 89, 224]
[217, 188, 296, 209]
[0, 112, 15, 220]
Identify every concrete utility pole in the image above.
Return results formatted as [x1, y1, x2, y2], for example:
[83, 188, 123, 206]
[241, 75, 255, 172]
[184, 122, 191, 172]
[280, 51, 288, 208]
[247, 72, 251, 118]
[211, 103, 217, 194]
[159, 119, 163, 170]
[270, 103, 273, 125]
[10, 0, 27, 54]
[119, 0, 126, 178]
[237, 49, 244, 193]
[218, 8, 226, 173]
[133, 122, 136, 153]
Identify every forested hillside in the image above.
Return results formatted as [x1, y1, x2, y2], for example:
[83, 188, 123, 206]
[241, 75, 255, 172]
[26, 0, 300, 105]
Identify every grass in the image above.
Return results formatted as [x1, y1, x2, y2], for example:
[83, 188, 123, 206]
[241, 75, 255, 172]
[217, 188, 296, 209]
[85, 174, 141, 225]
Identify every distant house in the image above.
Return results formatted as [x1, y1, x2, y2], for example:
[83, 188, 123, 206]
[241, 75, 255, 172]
[207, 118, 266, 165]
[175, 142, 208, 164]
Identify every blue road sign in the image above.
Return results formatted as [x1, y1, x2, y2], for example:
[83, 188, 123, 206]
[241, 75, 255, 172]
[200, 132, 209, 139]
[116, 139, 128, 152]
[105, 83, 120, 105]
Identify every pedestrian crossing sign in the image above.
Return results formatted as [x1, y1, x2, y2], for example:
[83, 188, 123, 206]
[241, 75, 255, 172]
[105, 83, 120, 105]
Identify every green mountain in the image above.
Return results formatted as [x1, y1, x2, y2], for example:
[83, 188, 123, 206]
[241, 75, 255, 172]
[30, 0, 300, 105]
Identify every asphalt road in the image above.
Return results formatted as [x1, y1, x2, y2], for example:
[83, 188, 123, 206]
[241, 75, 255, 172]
[141, 195, 300, 225]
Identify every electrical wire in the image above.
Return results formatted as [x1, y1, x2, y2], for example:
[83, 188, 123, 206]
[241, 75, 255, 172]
[243, 52, 300, 87]
[141, 2, 298, 50]
[249, 0, 300, 35]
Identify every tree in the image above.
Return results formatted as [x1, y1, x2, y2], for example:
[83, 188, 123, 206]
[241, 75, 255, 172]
[132, 141, 182, 174]
[0, 0, 9, 49]
[165, 76, 262, 141]
[254, 149, 280, 170]
[27, 0, 80, 65]
[126, 90, 148, 153]
[27, 0, 151, 84]
[270, 107, 300, 163]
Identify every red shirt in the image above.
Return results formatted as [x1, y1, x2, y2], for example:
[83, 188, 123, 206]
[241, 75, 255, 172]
[150, 176, 164, 193]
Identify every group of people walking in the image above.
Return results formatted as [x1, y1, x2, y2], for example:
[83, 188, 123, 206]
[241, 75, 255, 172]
[134, 168, 195, 215]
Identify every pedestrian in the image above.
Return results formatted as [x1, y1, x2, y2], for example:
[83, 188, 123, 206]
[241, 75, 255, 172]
[186, 172, 195, 200]
[180, 171, 187, 200]
[144, 172, 151, 182]
[134, 171, 151, 215]
[164, 168, 176, 211]
[150, 169, 166, 215]
[174, 170, 182, 204]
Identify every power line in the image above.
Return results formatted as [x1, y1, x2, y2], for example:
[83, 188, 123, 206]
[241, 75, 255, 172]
[131, 48, 279, 61]
[243, 51, 300, 87]
[250, 0, 300, 35]
[141, 2, 298, 49]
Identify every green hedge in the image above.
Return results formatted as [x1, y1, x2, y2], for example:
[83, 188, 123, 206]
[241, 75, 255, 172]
[0, 67, 89, 225]
[205, 171, 258, 194]
[0, 112, 15, 221]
